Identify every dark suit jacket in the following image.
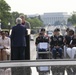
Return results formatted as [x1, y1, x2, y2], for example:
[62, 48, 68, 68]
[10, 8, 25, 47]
[11, 24, 27, 47]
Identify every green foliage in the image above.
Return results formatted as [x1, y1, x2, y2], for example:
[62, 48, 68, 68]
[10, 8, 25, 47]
[38, 15, 43, 22]
[0, 0, 10, 13]
[0, 0, 11, 28]
[10, 12, 27, 27]
[68, 13, 76, 25]
[11, 12, 20, 26]
[0, 0, 43, 29]
[27, 18, 43, 29]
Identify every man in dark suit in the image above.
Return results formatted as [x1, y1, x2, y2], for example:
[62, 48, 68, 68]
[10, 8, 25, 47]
[11, 18, 27, 60]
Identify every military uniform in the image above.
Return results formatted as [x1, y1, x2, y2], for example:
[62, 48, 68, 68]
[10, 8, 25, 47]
[35, 35, 49, 45]
[50, 35, 64, 59]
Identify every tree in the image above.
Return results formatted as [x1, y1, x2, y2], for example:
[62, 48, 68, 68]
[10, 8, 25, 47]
[0, 0, 11, 28]
[11, 12, 20, 26]
[10, 12, 28, 27]
[38, 15, 43, 22]
[68, 13, 76, 26]
[27, 18, 43, 29]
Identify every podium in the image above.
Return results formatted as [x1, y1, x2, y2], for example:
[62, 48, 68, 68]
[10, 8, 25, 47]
[25, 35, 30, 59]
[24, 29, 31, 75]
[25, 29, 31, 60]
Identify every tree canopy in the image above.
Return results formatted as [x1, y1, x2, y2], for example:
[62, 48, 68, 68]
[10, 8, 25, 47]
[68, 12, 76, 26]
[0, 0, 43, 29]
[27, 17, 43, 29]
[0, 0, 11, 28]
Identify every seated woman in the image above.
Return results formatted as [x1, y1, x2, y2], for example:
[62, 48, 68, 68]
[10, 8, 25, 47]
[64, 29, 76, 59]
[5, 31, 9, 37]
[0, 31, 10, 60]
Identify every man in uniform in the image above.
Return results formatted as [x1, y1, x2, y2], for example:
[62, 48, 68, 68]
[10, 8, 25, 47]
[50, 28, 64, 59]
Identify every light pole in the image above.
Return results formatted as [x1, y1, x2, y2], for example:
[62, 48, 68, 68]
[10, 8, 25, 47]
[8, 22, 10, 33]
[0, 19, 2, 31]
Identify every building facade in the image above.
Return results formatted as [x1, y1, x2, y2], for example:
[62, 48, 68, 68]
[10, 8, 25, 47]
[41, 12, 70, 25]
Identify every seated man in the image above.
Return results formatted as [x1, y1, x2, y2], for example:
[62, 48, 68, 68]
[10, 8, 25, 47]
[0, 31, 10, 60]
[64, 29, 76, 59]
[35, 28, 49, 59]
[50, 28, 64, 59]
[35, 28, 49, 46]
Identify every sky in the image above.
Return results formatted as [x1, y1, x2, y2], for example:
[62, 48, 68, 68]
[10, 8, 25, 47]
[5, 0, 76, 15]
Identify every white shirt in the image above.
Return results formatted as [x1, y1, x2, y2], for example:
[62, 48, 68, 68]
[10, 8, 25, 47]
[0, 36, 10, 55]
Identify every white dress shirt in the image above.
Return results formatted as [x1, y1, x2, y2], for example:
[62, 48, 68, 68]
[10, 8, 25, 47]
[0, 36, 10, 55]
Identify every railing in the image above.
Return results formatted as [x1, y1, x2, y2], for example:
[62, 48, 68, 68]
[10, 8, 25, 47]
[0, 59, 76, 68]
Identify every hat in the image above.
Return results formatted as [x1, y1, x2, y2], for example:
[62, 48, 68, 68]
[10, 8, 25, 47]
[66, 28, 70, 32]
[69, 29, 74, 35]
[54, 28, 60, 32]
[41, 28, 45, 32]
